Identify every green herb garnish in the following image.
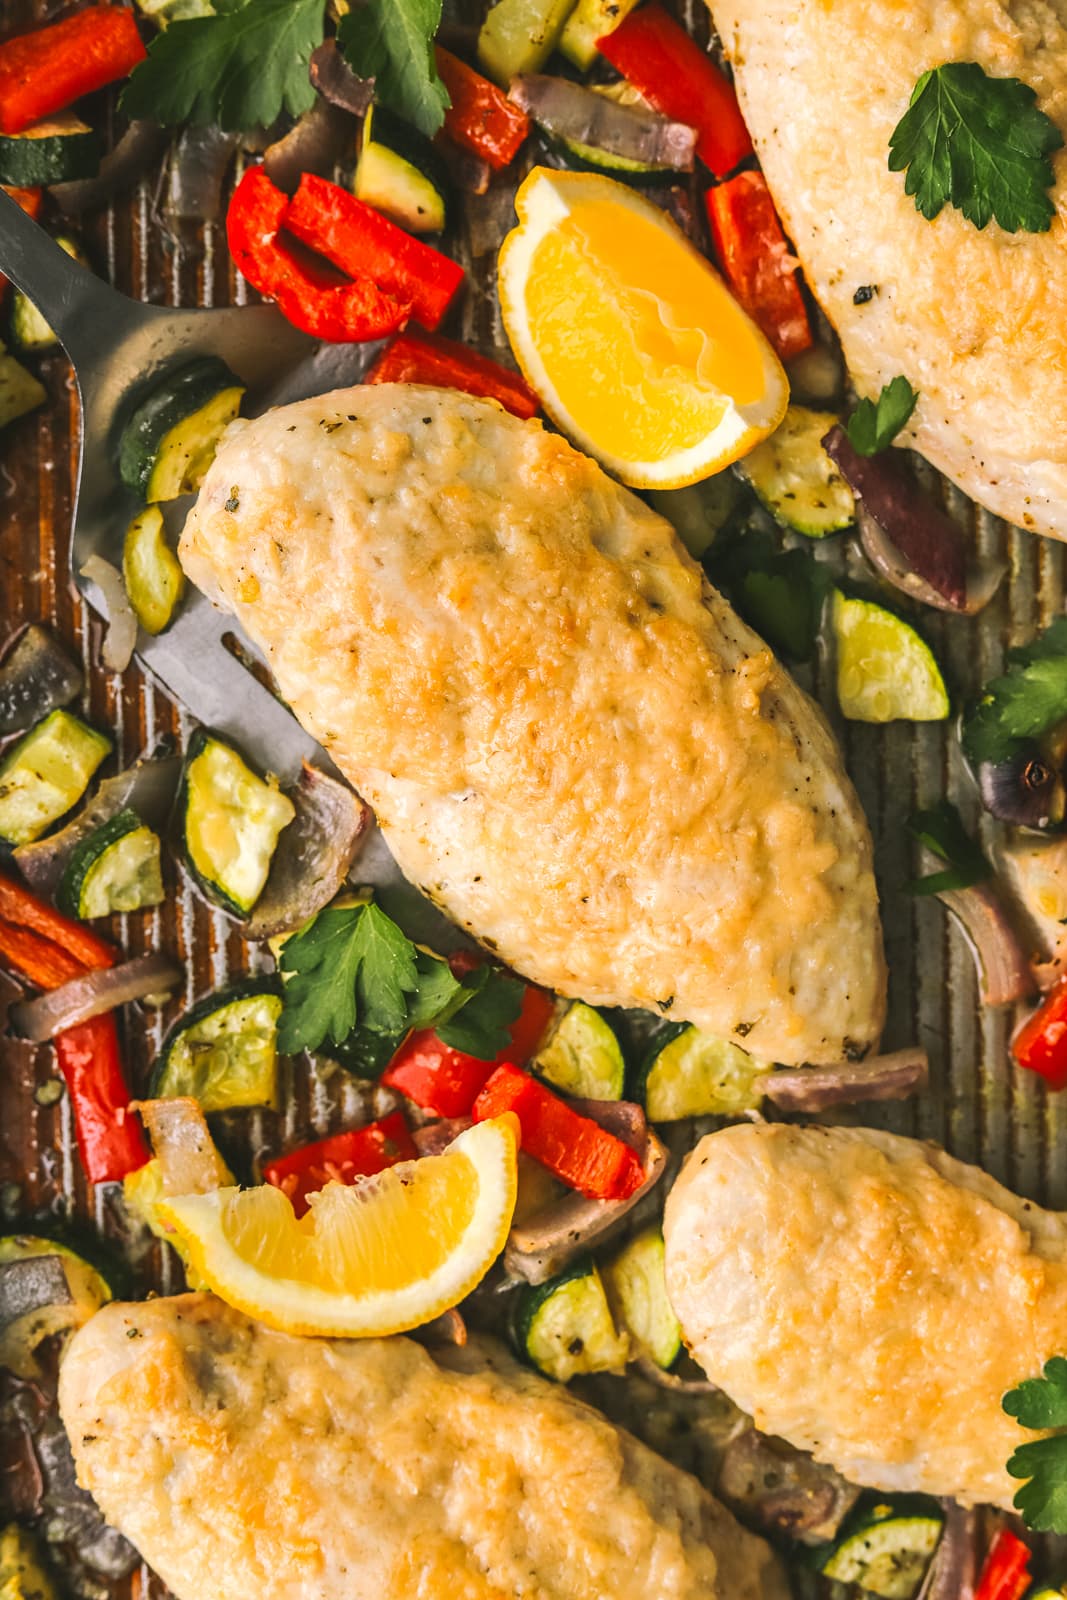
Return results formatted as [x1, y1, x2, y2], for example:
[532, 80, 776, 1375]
[889, 62, 1063, 233]
[905, 799, 991, 896]
[961, 618, 1067, 766]
[845, 376, 918, 457]
[277, 900, 522, 1062]
[1004, 1358, 1067, 1531]
[338, 0, 450, 138]
[706, 523, 831, 663]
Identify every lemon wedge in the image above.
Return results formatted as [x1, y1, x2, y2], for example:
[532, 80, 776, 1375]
[157, 1116, 519, 1338]
[498, 167, 788, 488]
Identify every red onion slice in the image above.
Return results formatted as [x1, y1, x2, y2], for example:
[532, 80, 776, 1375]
[857, 504, 1005, 616]
[244, 763, 371, 940]
[309, 40, 374, 117]
[938, 883, 1035, 1007]
[633, 1355, 717, 1393]
[136, 1096, 230, 1196]
[263, 98, 358, 195]
[508, 75, 697, 170]
[11, 954, 183, 1043]
[80, 556, 137, 672]
[762, 1049, 929, 1112]
[917, 1503, 978, 1600]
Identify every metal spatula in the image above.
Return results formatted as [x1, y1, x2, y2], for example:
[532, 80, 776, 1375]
[0, 190, 463, 947]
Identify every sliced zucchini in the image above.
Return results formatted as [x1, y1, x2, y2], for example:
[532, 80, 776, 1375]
[354, 104, 449, 235]
[135, 0, 215, 19]
[649, 474, 742, 560]
[10, 234, 88, 353]
[0, 708, 111, 847]
[1028, 1587, 1067, 1599]
[559, 0, 641, 70]
[832, 591, 950, 724]
[533, 1002, 624, 1100]
[122, 505, 186, 634]
[0, 1234, 112, 1379]
[150, 976, 283, 1112]
[633, 1023, 767, 1122]
[739, 405, 854, 537]
[178, 728, 295, 917]
[601, 1226, 681, 1369]
[818, 1497, 943, 1600]
[514, 1257, 629, 1382]
[478, 0, 578, 85]
[0, 113, 100, 188]
[545, 131, 670, 184]
[0, 1524, 59, 1600]
[118, 356, 245, 503]
[57, 807, 164, 919]
[0, 347, 46, 432]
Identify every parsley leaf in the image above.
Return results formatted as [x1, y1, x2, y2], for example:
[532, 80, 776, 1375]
[338, 0, 449, 138]
[889, 62, 1063, 234]
[906, 800, 991, 896]
[961, 618, 1067, 765]
[1003, 1359, 1067, 1531]
[845, 376, 918, 456]
[438, 968, 524, 1058]
[706, 523, 832, 663]
[277, 902, 418, 1054]
[121, 0, 324, 130]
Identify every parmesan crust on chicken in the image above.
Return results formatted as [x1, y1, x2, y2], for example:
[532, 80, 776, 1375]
[180, 384, 884, 1065]
[664, 1121, 1067, 1507]
[707, 0, 1067, 539]
[59, 1294, 787, 1600]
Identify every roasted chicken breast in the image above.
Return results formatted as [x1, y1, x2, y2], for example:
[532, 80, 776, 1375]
[180, 384, 884, 1065]
[707, 0, 1067, 539]
[664, 1122, 1067, 1507]
[59, 1294, 787, 1600]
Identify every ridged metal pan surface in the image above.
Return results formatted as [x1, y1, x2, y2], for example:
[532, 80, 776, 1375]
[0, 0, 1062, 1594]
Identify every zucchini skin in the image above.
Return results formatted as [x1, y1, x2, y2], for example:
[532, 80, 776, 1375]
[57, 806, 162, 919]
[149, 974, 284, 1105]
[118, 357, 244, 500]
[0, 127, 100, 186]
[0, 708, 111, 847]
[355, 104, 451, 234]
[175, 726, 294, 918]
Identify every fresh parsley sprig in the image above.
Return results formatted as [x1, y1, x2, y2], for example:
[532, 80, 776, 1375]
[889, 62, 1063, 234]
[905, 799, 991, 896]
[276, 900, 523, 1062]
[961, 617, 1067, 766]
[845, 376, 918, 456]
[1004, 1358, 1067, 1531]
[338, 0, 449, 138]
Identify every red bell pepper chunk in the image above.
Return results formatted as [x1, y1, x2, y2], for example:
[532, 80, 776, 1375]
[263, 1111, 417, 1218]
[1013, 975, 1067, 1089]
[705, 171, 813, 363]
[227, 167, 409, 344]
[435, 46, 530, 171]
[472, 1063, 644, 1200]
[285, 174, 463, 333]
[0, 7, 146, 136]
[382, 982, 555, 1117]
[0, 872, 116, 971]
[974, 1529, 1032, 1600]
[0, 918, 86, 989]
[54, 1013, 150, 1186]
[365, 329, 540, 420]
[596, 5, 752, 179]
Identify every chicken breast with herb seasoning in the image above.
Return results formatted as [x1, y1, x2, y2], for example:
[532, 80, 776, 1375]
[179, 384, 884, 1066]
[59, 1293, 788, 1600]
[664, 1121, 1067, 1507]
[707, 0, 1067, 538]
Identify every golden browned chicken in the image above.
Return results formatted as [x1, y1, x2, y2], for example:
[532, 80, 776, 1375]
[180, 384, 885, 1066]
[708, 0, 1067, 538]
[664, 1121, 1067, 1507]
[59, 1294, 788, 1600]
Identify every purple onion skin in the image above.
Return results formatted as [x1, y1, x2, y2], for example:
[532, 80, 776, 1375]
[823, 424, 968, 609]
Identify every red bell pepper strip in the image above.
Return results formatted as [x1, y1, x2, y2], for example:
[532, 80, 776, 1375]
[595, 5, 752, 179]
[263, 1111, 417, 1218]
[435, 46, 530, 171]
[0, 918, 85, 989]
[227, 167, 409, 344]
[365, 329, 540, 420]
[472, 1063, 644, 1200]
[973, 1529, 1032, 1600]
[705, 171, 813, 363]
[1013, 975, 1067, 1088]
[382, 982, 555, 1118]
[285, 174, 463, 333]
[54, 1013, 150, 1186]
[0, 7, 146, 136]
[0, 872, 116, 971]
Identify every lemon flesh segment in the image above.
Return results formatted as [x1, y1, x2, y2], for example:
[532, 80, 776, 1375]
[832, 590, 950, 723]
[498, 168, 788, 488]
[158, 1116, 519, 1338]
